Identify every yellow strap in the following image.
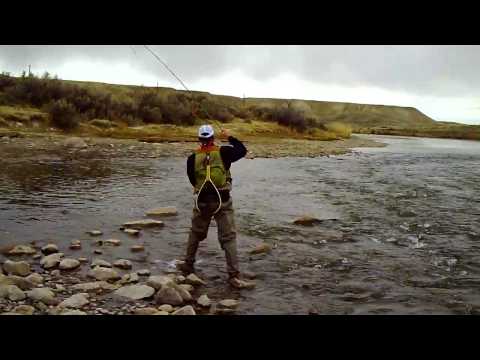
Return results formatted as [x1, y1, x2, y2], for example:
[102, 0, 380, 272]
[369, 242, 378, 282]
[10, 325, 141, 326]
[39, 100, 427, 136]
[206, 164, 211, 181]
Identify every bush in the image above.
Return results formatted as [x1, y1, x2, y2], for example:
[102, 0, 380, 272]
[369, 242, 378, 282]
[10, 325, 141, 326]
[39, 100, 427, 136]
[324, 122, 352, 138]
[44, 99, 80, 131]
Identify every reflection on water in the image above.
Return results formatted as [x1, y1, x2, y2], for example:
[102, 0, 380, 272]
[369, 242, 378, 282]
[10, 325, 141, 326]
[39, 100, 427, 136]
[1, 135, 480, 314]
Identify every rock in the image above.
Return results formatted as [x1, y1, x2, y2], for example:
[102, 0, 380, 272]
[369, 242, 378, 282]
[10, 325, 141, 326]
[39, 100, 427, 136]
[7, 275, 34, 290]
[78, 258, 88, 263]
[219, 299, 239, 308]
[60, 309, 87, 315]
[123, 229, 140, 236]
[114, 284, 155, 300]
[33, 254, 42, 260]
[40, 253, 64, 269]
[59, 293, 89, 309]
[197, 294, 212, 307]
[186, 273, 206, 286]
[0, 274, 14, 286]
[249, 243, 272, 255]
[113, 259, 132, 270]
[55, 284, 66, 292]
[87, 230, 103, 236]
[89, 119, 113, 129]
[147, 275, 175, 290]
[87, 267, 121, 282]
[154, 287, 184, 306]
[120, 273, 139, 284]
[158, 304, 174, 313]
[293, 216, 323, 226]
[64, 137, 88, 149]
[50, 270, 61, 277]
[0, 285, 26, 301]
[172, 305, 196, 315]
[41, 244, 59, 255]
[105, 239, 121, 246]
[130, 245, 145, 253]
[122, 220, 164, 230]
[137, 269, 151, 276]
[176, 275, 186, 283]
[179, 284, 194, 293]
[243, 271, 257, 279]
[91, 259, 112, 268]
[59, 258, 81, 270]
[170, 283, 192, 302]
[69, 240, 82, 250]
[155, 311, 170, 315]
[25, 273, 44, 286]
[3, 260, 31, 276]
[13, 305, 35, 315]
[27, 288, 56, 305]
[134, 307, 159, 315]
[146, 207, 178, 217]
[71, 281, 118, 292]
[8, 245, 36, 255]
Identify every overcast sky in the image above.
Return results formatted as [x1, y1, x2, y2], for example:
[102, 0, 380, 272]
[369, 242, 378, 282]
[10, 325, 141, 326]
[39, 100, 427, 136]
[1, 45, 479, 124]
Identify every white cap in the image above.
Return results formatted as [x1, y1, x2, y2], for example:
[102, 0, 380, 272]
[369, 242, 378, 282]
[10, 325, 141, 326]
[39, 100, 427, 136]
[198, 124, 214, 139]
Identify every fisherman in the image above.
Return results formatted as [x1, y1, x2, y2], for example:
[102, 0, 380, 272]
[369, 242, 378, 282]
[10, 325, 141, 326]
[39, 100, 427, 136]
[177, 124, 255, 289]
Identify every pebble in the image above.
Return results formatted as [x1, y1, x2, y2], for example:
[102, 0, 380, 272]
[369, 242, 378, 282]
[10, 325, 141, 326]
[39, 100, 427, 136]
[87, 267, 121, 282]
[7, 245, 37, 255]
[40, 253, 64, 269]
[154, 287, 184, 306]
[219, 299, 239, 308]
[147, 275, 174, 290]
[122, 219, 164, 229]
[137, 269, 151, 276]
[123, 229, 140, 236]
[158, 304, 174, 313]
[13, 304, 35, 315]
[87, 230, 103, 236]
[105, 239, 121, 246]
[94, 250, 103, 255]
[91, 259, 112, 268]
[249, 243, 272, 255]
[130, 245, 145, 253]
[59, 293, 90, 309]
[69, 240, 82, 250]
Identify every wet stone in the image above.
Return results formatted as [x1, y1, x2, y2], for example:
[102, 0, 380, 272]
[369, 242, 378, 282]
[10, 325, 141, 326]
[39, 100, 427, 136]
[41, 244, 59, 255]
[3, 260, 31, 277]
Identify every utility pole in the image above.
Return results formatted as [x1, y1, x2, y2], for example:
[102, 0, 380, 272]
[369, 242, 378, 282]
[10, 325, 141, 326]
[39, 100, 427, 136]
[28, 65, 31, 76]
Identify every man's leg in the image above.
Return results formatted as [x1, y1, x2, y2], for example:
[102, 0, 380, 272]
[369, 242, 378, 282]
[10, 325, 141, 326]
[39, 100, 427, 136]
[179, 205, 212, 274]
[214, 197, 240, 279]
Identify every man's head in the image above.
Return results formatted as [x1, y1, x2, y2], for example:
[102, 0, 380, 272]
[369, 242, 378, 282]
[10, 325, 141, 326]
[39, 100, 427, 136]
[198, 124, 215, 146]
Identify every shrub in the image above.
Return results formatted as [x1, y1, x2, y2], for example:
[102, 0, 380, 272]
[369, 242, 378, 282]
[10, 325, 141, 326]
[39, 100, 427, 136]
[324, 121, 352, 138]
[44, 99, 80, 131]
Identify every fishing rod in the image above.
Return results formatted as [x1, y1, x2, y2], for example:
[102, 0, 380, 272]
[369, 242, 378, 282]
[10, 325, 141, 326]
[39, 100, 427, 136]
[133, 45, 225, 135]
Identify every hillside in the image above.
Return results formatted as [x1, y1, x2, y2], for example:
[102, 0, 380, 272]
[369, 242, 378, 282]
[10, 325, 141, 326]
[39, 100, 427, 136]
[0, 73, 479, 141]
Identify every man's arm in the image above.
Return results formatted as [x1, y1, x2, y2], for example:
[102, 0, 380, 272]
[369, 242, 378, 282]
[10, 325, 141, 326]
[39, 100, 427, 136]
[224, 136, 247, 162]
[187, 153, 196, 187]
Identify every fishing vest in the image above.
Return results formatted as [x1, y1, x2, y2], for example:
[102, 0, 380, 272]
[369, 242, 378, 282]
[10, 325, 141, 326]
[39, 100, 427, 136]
[194, 146, 231, 192]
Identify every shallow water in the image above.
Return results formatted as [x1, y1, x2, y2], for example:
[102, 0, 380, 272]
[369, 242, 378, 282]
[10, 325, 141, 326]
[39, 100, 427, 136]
[1, 135, 480, 314]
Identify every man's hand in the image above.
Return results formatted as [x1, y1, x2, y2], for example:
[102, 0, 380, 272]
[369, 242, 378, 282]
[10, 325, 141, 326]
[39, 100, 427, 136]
[219, 128, 230, 140]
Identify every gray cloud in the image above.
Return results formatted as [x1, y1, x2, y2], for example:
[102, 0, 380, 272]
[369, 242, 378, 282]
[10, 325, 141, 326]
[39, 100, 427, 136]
[1, 45, 480, 97]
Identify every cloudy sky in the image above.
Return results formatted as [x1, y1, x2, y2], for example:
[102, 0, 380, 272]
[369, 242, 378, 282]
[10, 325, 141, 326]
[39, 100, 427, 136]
[1, 45, 479, 124]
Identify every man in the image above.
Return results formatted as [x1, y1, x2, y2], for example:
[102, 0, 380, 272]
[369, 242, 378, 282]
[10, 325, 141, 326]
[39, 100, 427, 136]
[178, 124, 255, 289]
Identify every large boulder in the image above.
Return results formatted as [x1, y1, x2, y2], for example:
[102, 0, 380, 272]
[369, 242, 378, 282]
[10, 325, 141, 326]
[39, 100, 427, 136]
[154, 287, 183, 306]
[7, 245, 36, 256]
[40, 253, 64, 269]
[59, 293, 90, 309]
[114, 285, 155, 301]
[27, 288, 56, 305]
[7, 275, 34, 290]
[59, 258, 81, 270]
[87, 267, 121, 282]
[3, 260, 31, 276]
[147, 275, 174, 290]
[0, 285, 26, 301]
[25, 273, 44, 286]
